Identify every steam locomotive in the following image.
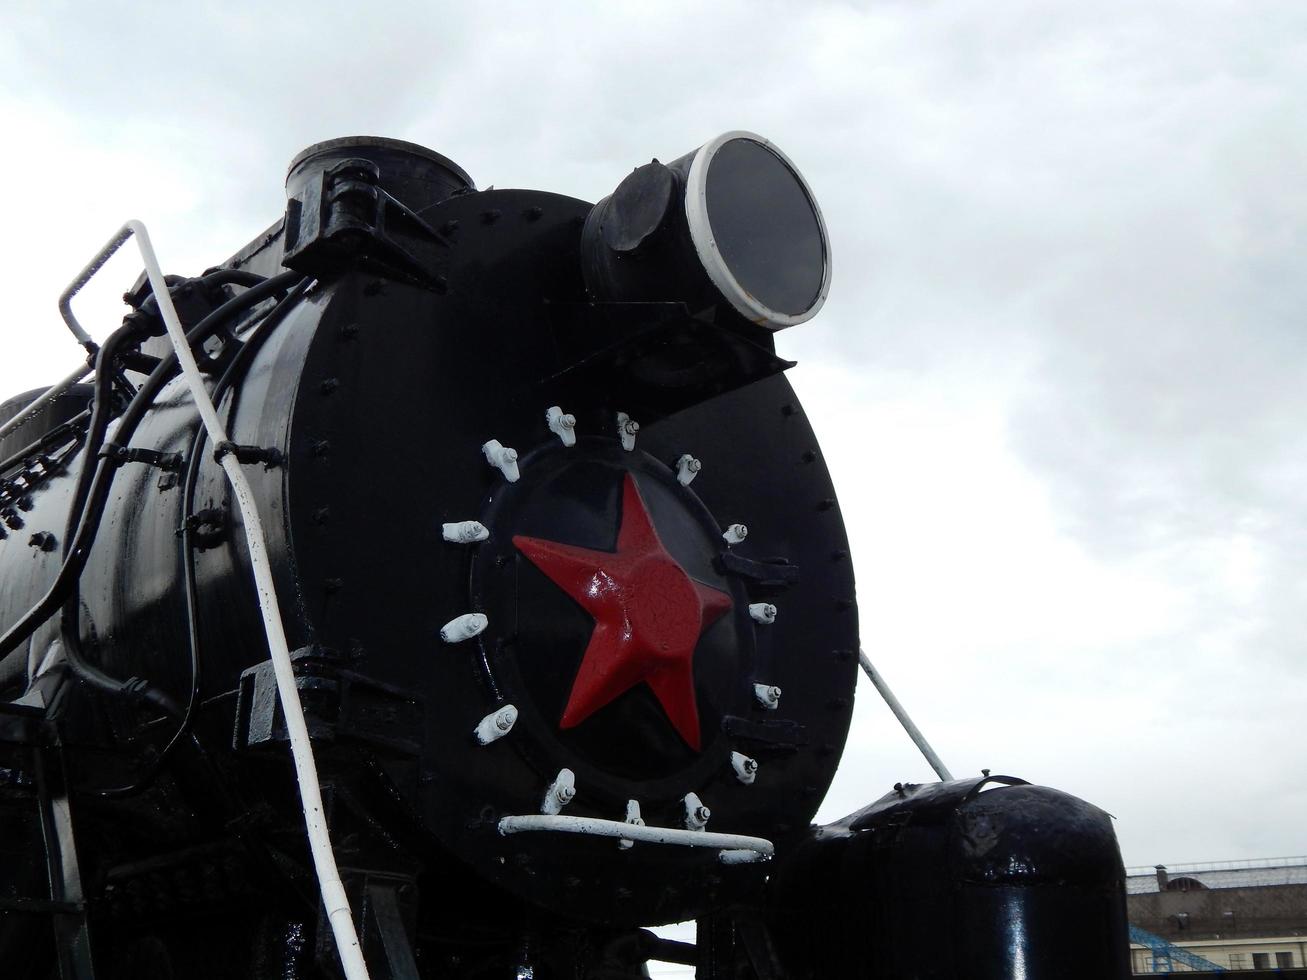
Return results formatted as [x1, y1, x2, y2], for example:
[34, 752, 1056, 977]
[0, 133, 1130, 979]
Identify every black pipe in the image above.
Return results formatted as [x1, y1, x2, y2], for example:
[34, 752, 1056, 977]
[0, 271, 304, 676]
[92, 277, 311, 797]
[0, 409, 91, 479]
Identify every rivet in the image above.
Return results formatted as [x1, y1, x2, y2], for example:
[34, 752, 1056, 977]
[832, 549, 848, 562]
[363, 280, 385, 297]
[754, 683, 782, 710]
[684, 793, 711, 831]
[324, 577, 343, 594]
[439, 219, 460, 236]
[817, 498, 836, 511]
[523, 206, 544, 221]
[781, 404, 796, 417]
[542, 769, 576, 815]
[319, 378, 339, 395]
[482, 440, 520, 482]
[835, 598, 854, 612]
[28, 531, 56, 552]
[801, 450, 817, 463]
[675, 454, 702, 486]
[722, 523, 748, 546]
[312, 506, 331, 525]
[441, 613, 489, 644]
[731, 751, 758, 784]
[474, 704, 518, 745]
[311, 439, 331, 458]
[340, 322, 360, 340]
[546, 406, 577, 447]
[616, 412, 639, 452]
[442, 520, 489, 544]
[481, 209, 502, 224]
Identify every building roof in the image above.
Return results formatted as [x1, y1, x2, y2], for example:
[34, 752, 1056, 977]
[1125, 857, 1307, 895]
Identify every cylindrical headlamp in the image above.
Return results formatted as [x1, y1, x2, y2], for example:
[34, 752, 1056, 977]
[581, 131, 831, 330]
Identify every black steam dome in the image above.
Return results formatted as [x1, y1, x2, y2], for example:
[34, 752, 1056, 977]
[282, 136, 474, 277]
[582, 131, 831, 330]
[286, 135, 474, 212]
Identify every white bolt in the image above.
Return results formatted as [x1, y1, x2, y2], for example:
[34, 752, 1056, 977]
[684, 792, 711, 831]
[722, 523, 748, 546]
[749, 602, 777, 625]
[474, 704, 518, 745]
[546, 406, 577, 447]
[440, 612, 488, 643]
[731, 751, 758, 785]
[442, 520, 489, 544]
[754, 683, 782, 710]
[482, 439, 520, 482]
[616, 412, 639, 452]
[676, 454, 702, 486]
[542, 768, 577, 815]
[619, 799, 644, 850]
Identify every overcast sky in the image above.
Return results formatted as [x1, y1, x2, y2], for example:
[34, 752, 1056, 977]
[2, 0, 1303, 890]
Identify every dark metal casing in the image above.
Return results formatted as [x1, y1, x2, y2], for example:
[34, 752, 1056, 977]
[767, 775, 1132, 979]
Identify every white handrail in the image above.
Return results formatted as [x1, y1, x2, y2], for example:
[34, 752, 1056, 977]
[498, 813, 774, 859]
[858, 649, 954, 781]
[0, 362, 94, 444]
[61, 221, 370, 980]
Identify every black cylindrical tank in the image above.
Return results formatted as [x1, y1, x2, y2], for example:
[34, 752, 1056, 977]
[767, 776, 1131, 979]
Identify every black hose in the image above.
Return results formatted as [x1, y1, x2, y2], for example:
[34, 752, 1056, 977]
[0, 408, 91, 479]
[198, 268, 267, 289]
[0, 271, 304, 674]
[92, 277, 311, 798]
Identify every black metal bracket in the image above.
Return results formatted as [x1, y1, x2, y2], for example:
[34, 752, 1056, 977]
[213, 441, 283, 469]
[177, 507, 228, 549]
[720, 715, 807, 751]
[715, 552, 800, 590]
[234, 649, 423, 760]
[543, 301, 795, 422]
[98, 443, 183, 471]
[283, 157, 449, 288]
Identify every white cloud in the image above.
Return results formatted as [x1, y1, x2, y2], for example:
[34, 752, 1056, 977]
[2, 0, 1303, 879]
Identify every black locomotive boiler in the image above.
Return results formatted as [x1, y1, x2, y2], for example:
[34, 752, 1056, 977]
[0, 133, 1130, 979]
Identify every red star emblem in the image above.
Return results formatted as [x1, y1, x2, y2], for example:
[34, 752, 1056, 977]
[513, 474, 732, 750]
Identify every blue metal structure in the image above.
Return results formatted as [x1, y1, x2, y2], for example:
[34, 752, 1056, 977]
[1129, 923, 1227, 973]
